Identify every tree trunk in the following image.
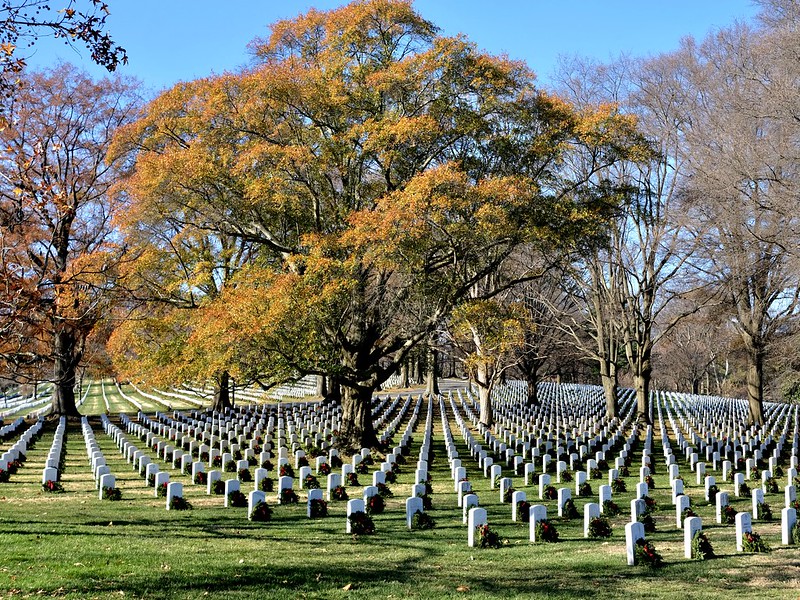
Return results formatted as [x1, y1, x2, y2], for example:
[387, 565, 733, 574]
[326, 377, 341, 404]
[425, 344, 439, 396]
[746, 348, 765, 425]
[411, 357, 420, 385]
[316, 375, 328, 398]
[599, 359, 617, 419]
[339, 384, 378, 451]
[525, 368, 539, 406]
[634, 366, 653, 425]
[51, 328, 81, 418]
[399, 363, 410, 388]
[478, 384, 493, 428]
[212, 370, 232, 411]
[691, 378, 700, 396]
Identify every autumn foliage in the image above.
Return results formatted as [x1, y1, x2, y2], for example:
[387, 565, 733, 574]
[109, 0, 646, 446]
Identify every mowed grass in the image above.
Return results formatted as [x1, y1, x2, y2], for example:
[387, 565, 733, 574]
[0, 412, 799, 600]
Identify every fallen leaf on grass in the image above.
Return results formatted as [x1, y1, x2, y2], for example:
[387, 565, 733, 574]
[456, 585, 470, 592]
[342, 583, 355, 591]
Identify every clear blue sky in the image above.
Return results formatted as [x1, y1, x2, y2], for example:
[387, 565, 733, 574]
[25, 1, 759, 95]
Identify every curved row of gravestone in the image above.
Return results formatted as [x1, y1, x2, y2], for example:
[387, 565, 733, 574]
[0, 417, 43, 477]
[40, 417, 67, 486]
[98, 394, 424, 511]
[448, 388, 643, 494]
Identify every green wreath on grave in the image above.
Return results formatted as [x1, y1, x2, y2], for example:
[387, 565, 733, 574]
[791, 523, 800, 545]
[722, 504, 737, 525]
[194, 472, 207, 485]
[331, 485, 348, 501]
[587, 516, 612, 539]
[475, 524, 502, 549]
[611, 478, 627, 494]
[280, 488, 299, 504]
[503, 486, 515, 503]
[376, 482, 393, 498]
[224, 460, 237, 473]
[309, 498, 328, 518]
[641, 494, 658, 514]
[346, 472, 360, 486]
[578, 482, 592, 498]
[102, 486, 122, 501]
[691, 530, 714, 560]
[318, 462, 331, 476]
[534, 519, 559, 543]
[516, 500, 531, 522]
[590, 468, 602, 480]
[681, 506, 697, 521]
[757, 502, 773, 521]
[157, 482, 168, 497]
[169, 495, 192, 511]
[706, 484, 719, 504]
[250, 500, 273, 522]
[348, 510, 375, 535]
[764, 477, 779, 494]
[741, 530, 770, 553]
[561, 498, 580, 520]
[212, 479, 225, 495]
[633, 539, 663, 568]
[638, 513, 656, 533]
[411, 510, 435, 530]
[366, 494, 385, 515]
[543, 485, 557, 500]
[42, 480, 64, 493]
[228, 490, 247, 507]
[602, 499, 621, 517]
[303, 474, 320, 489]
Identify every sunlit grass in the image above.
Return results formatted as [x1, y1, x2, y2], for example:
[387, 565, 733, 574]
[0, 414, 797, 600]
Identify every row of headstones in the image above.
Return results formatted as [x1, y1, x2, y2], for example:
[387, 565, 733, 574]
[654, 397, 795, 502]
[142, 389, 413, 472]
[666, 389, 794, 444]
[453, 388, 638, 482]
[81, 418, 120, 498]
[474, 382, 638, 443]
[446, 393, 641, 504]
[101, 413, 191, 507]
[0, 416, 24, 440]
[103, 395, 425, 510]
[182, 392, 428, 511]
[657, 391, 794, 471]
[144, 392, 423, 483]
[0, 417, 43, 472]
[40, 418, 66, 484]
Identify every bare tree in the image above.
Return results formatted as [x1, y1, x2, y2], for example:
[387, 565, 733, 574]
[680, 20, 800, 425]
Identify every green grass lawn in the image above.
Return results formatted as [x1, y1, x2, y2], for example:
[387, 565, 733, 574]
[0, 409, 798, 600]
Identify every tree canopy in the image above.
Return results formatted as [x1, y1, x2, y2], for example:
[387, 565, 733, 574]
[109, 0, 646, 447]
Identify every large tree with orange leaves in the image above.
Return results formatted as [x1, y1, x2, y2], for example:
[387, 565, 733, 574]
[0, 63, 140, 416]
[110, 0, 646, 448]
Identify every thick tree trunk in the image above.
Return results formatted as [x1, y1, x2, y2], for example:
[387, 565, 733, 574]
[425, 344, 439, 396]
[525, 368, 539, 406]
[51, 328, 81, 418]
[478, 384, 493, 428]
[691, 378, 700, 396]
[339, 384, 378, 451]
[399, 363, 410, 388]
[634, 366, 653, 425]
[746, 349, 765, 425]
[599, 359, 618, 419]
[316, 375, 325, 397]
[212, 370, 232, 411]
[326, 377, 341, 403]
